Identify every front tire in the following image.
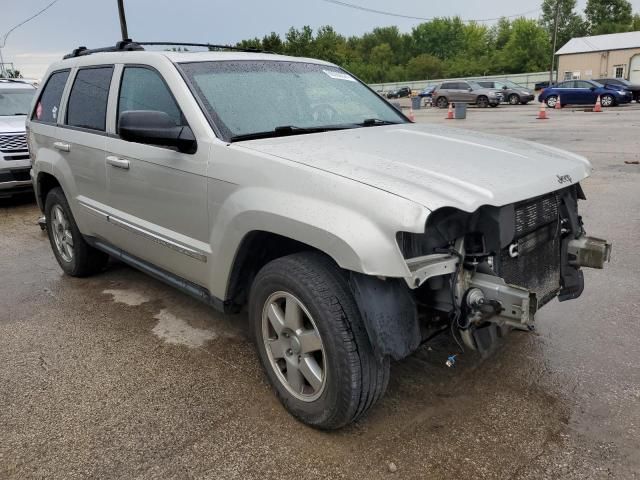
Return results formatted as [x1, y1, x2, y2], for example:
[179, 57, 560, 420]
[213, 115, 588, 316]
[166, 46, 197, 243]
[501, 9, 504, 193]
[45, 187, 109, 277]
[600, 94, 615, 107]
[476, 95, 489, 108]
[545, 95, 559, 108]
[508, 93, 521, 105]
[249, 252, 389, 430]
[436, 96, 448, 108]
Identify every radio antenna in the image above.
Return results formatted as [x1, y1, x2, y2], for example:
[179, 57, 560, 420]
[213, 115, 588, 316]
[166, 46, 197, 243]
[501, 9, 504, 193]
[117, 0, 129, 40]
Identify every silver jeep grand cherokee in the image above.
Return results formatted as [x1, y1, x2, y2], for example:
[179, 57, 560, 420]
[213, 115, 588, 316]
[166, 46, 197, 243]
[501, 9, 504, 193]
[0, 79, 36, 197]
[28, 42, 611, 429]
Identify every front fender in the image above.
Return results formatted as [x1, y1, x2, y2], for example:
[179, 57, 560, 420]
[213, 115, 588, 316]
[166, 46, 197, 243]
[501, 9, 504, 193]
[207, 185, 429, 300]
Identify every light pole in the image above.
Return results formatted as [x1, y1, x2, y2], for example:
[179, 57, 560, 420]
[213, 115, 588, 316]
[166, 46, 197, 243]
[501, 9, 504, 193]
[549, 0, 561, 85]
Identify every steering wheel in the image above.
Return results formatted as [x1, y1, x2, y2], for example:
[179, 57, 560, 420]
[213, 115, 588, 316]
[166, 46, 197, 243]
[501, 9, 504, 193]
[311, 103, 339, 123]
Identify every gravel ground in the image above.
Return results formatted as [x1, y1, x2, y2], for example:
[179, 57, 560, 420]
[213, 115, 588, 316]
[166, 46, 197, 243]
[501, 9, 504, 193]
[1, 102, 639, 479]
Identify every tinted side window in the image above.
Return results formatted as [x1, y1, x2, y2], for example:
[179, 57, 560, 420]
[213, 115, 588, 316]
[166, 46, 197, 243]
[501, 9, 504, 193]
[457, 82, 470, 89]
[66, 67, 113, 131]
[118, 67, 183, 130]
[575, 81, 591, 89]
[441, 83, 454, 89]
[32, 70, 69, 123]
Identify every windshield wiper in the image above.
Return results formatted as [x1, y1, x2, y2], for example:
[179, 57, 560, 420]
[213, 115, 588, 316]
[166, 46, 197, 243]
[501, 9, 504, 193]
[358, 118, 401, 127]
[229, 124, 353, 142]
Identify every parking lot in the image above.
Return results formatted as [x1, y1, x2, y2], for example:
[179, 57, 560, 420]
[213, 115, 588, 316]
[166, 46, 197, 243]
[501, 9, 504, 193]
[1, 102, 639, 479]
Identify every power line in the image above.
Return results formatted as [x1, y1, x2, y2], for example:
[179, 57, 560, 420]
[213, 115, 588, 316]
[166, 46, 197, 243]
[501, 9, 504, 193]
[319, 0, 539, 23]
[1, 0, 63, 48]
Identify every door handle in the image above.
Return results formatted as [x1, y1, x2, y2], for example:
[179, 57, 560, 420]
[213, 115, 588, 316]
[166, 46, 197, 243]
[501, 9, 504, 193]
[53, 142, 70, 152]
[106, 156, 130, 170]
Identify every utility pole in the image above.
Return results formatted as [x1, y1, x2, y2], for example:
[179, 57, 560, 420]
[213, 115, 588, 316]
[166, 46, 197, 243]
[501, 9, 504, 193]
[117, 0, 129, 40]
[549, 0, 561, 85]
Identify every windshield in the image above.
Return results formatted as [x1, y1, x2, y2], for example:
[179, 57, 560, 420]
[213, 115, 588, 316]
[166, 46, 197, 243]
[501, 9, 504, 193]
[179, 61, 406, 140]
[0, 88, 35, 116]
[502, 80, 526, 89]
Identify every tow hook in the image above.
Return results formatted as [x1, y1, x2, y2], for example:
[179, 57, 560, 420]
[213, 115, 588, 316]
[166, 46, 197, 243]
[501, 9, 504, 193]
[567, 236, 612, 269]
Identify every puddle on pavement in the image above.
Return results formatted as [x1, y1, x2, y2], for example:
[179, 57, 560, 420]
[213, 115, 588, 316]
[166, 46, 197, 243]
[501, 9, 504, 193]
[152, 309, 217, 348]
[102, 288, 151, 306]
[103, 288, 217, 348]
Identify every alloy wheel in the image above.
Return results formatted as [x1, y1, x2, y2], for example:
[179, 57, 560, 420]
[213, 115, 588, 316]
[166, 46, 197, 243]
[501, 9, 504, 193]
[262, 291, 326, 402]
[50, 204, 74, 263]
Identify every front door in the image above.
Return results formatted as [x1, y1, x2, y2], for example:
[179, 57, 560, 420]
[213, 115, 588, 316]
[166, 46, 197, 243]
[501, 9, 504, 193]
[104, 65, 210, 286]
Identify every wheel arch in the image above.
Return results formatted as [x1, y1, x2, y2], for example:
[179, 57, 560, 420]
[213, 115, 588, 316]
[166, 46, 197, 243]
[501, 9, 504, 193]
[35, 171, 62, 213]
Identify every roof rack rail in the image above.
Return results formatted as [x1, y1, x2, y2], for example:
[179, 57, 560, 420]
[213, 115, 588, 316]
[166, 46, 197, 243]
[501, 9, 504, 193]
[138, 42, 273, 54]
[62, 40, 274, 60]
[63, 39, 143, 59]
[0, 78, 30, 83]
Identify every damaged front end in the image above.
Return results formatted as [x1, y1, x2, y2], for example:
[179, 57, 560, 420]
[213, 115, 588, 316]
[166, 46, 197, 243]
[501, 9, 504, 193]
[396, 184, 611, 355]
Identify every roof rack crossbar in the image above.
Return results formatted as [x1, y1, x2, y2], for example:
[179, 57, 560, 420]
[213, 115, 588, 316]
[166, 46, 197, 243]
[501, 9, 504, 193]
[63, 39, 143, 59]
[138, 42, 273, 54]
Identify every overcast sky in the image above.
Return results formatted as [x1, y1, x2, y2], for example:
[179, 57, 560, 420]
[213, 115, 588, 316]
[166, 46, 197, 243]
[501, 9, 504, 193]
[3, 0, 640, 78]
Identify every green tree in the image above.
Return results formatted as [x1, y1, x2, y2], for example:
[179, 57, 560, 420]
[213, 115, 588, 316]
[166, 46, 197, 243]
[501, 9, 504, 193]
[284, 26, 314, 57]
[411, 17, 467, 60]
[312, 26, 348, 65]
[262, 32, 284, 53]
[541, 0, 587, 48]
[585, 0, 634, 34]
[498, 18, 550, 73]
[235, 37, 262, 50]
[405, 54, 444, 79]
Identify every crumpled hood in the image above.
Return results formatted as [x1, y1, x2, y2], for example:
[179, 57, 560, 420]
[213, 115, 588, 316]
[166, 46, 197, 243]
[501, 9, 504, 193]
[0, 115, 27, 133]
[236, 123, 592, 212]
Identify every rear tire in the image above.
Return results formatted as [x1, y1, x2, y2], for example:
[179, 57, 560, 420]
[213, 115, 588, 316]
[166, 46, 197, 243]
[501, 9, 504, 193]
[249, 252, 389, 429]
[45, 187, 109, 277]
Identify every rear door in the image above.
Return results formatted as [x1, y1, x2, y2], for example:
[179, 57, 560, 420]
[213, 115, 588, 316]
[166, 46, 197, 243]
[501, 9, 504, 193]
[54, 66, 114, 238]
[554, 81, 574, 103]
[103, 65, 210, 286]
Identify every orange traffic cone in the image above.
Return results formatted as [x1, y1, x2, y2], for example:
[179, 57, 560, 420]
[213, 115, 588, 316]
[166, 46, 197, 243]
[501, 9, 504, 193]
[593, 95, 602, 112]
[408, 107, 415, 122]
[446, 102, 454, 119]
[555, 95, 562, 109]
[537, 103, 548, 120]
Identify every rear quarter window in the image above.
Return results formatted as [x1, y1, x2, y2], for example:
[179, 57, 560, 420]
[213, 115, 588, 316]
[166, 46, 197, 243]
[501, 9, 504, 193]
[32, 70, 70, 123]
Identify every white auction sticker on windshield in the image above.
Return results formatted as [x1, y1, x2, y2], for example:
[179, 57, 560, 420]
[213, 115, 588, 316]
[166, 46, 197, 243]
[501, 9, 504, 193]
[323, 70, 356, 82]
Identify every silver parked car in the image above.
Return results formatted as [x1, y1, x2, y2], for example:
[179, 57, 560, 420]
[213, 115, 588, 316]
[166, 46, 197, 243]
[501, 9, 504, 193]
[432, 80, 503, 108]
[477, 80, 535, 105]
[0, 79, 37, 197]
[28, 42, 611, 429]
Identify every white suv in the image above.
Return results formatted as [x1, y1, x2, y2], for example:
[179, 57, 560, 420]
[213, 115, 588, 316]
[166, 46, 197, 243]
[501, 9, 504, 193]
[0, 79, 36, 197]
[28, 42, 611, 429]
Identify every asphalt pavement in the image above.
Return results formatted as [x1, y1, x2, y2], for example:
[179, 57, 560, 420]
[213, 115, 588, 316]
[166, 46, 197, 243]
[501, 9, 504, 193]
[1, 102, 639, 479]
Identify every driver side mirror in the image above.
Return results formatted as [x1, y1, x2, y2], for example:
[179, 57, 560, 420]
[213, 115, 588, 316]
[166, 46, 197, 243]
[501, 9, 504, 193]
[502, 85, 508, 90]
[468, 87, 473, 92]
[119, 110, 197, 154]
